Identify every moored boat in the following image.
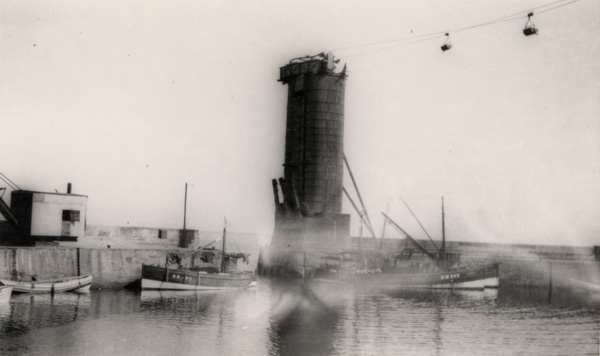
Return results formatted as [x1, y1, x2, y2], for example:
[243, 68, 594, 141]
[141, 264, 254, 290]
[0, 275, 93, 294]
[571, 278, 600, 292]
[0, 285, 13, 303]
[141, 218, 255, 290]
[314, 264, 499, 291]
[314, 198, 500, 291]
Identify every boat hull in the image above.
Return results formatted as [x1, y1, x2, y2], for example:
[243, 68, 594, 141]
[571, 279, 600, 292]
[0, 275, 93, 294]
[314, 264, 499, 291]
[0, 286, 13, 303]
[141, 264, 254, 290]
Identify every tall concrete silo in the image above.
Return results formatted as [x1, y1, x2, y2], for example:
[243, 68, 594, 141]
[281, 54, 345, 215]
[260, 53, 351, 277]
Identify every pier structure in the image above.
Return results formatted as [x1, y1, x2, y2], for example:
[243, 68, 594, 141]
[259, 53, 351, 277]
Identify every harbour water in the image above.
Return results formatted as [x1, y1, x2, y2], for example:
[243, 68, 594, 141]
[0, 280, 598, 356]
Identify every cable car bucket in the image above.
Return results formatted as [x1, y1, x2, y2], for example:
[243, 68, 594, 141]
[440, 33, 452, 51]
[523, 12, 539, 36]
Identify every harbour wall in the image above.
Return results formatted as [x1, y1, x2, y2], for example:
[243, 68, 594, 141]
[0, 247, 173, 289]
[0, 223, 263, 289]
[366, 238, 599, 262]
[0, 238, 598, 289]
[70, 224, 265, 253]
[0, 246, 259, 289]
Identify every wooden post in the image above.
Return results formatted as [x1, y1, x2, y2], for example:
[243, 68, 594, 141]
[76, 248, 81, 276]
[303, 251, 307, 280]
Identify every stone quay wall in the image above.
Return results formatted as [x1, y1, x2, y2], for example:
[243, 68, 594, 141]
[1, 236, 597, 289]
[0, 221, 263, 289]
[0, 247, 174, 289]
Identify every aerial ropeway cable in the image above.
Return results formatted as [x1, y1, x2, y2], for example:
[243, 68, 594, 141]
[334, 0, 582, 59]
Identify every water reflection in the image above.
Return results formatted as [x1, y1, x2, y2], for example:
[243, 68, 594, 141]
[0, 282, 597, 356]
[140, 290, 220, 320]
[1, 293, 90, 336]
[268, 282, 342, 356]
[137, 286, 271, 355]
[497, 285, 600, 310]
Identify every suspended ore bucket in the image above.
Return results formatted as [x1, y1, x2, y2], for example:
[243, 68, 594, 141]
[441, 33, 452, 51]
[523, 12, 538, 36]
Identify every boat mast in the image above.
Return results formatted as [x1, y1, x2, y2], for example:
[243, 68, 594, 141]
[183, 183, 188, 237]
[221, 217, 227, 273]
[441, 197, 445, 259]
[358, 210, 364, 269]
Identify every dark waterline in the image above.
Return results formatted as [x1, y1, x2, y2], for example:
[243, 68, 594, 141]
[0, 280, 598, 356]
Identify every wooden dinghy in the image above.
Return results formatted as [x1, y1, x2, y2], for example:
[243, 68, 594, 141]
[571, 278, 600, 292]
[0, 285, 13, 303]
[0, 275, 93, 294]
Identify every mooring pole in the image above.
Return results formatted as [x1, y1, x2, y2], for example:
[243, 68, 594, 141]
[76, 248, 81, 276]
[303, 251, 307, 280]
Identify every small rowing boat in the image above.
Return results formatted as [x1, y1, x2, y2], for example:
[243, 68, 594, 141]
[0, 275, 93, 294]
[0, 285, 13, 303]
[571, 278, 600, 292]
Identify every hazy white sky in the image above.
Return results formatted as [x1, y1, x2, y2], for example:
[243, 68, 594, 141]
[1, 0, 598, 246]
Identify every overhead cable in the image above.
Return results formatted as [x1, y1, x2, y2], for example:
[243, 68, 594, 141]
[335, 0, 583, 59]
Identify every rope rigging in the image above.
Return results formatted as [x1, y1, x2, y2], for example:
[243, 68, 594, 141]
[0, 172, 21, 191]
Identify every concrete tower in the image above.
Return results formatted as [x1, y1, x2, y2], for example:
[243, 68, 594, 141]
[259, 53, 350, 277]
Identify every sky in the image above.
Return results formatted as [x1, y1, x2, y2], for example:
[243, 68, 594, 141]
[1, 0, 599, 246]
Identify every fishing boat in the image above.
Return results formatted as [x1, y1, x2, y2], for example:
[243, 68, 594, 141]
[314, 264, 499, 290]
[314, 198, 500, 291]
[0, 275, 93, 294]
[141, 219, 255, 290]
[0, 285, 13, 303]
[141, 264, 255, 290]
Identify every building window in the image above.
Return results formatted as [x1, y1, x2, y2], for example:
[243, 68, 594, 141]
[62, 210, 80, 222]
